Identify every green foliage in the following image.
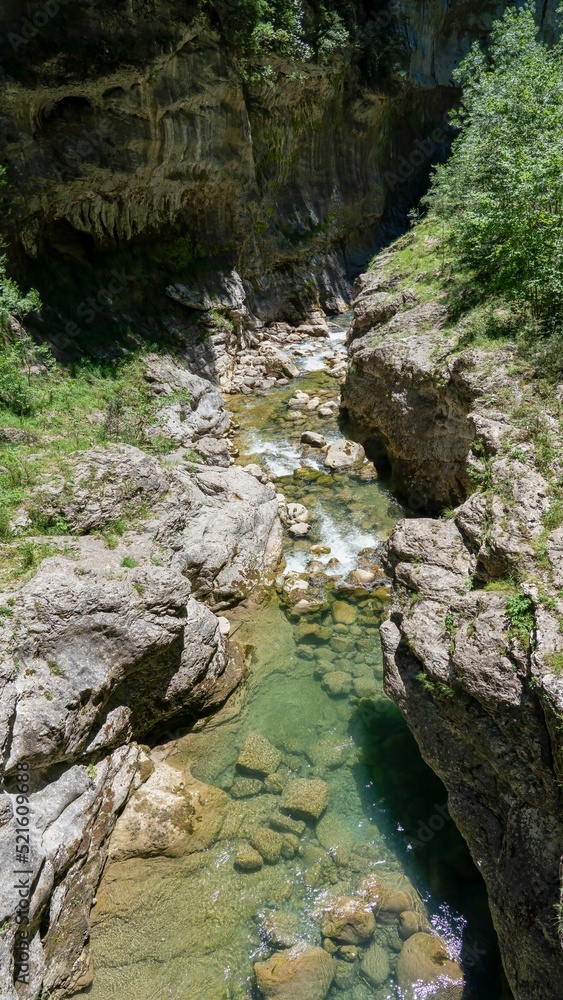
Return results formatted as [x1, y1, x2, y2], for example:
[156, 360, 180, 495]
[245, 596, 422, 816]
[425, 2, 563, 322]
[0, 167, 41, 330]
[210, 0, 353, 63]
[0, 334, 55, 415]
[545, 653, 563, 676]
[121, 556, 138, 569]
[505, 590, 535, 649]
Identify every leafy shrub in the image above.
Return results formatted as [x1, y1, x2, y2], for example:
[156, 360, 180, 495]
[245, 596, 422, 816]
[425, 1, 563, 322]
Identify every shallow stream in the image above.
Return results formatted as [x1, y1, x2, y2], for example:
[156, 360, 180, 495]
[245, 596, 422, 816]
[82, 317, 509, 1000]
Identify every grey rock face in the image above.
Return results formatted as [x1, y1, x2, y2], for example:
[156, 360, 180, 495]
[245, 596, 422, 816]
[0, 423, 282, 996]
[346, 246, 563, 998]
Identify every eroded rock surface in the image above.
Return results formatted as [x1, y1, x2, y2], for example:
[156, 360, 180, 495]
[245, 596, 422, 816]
[0, 385, 282, 996]
[345, 240, 563, 999]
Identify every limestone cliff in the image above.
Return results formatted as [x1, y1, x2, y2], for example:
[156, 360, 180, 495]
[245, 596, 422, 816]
[342, 233, 563, 999]
[0, 361, 282, 998]
[2, 0, 555, 332]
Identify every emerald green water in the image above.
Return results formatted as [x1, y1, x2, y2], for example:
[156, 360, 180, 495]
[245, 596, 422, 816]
[82, 325, 509, 1000]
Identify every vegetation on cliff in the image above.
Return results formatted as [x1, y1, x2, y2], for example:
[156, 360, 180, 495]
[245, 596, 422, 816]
[425, 1, 563, 327]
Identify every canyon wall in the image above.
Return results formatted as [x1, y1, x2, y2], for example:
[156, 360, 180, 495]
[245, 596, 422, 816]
[3, 0, 555, 327]
[342, 239, 563, 999]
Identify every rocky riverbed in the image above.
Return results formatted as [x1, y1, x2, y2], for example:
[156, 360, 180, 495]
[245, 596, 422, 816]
[65, 315, 508, 1000]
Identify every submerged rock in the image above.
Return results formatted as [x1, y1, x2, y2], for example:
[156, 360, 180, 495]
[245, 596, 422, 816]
[360, 940, 391, 986]
[237, 733, 282, 776]
[260, 910, 300, 949]
[231, 776, 264, 798]
[235, 846, 264, 871]
[254, 943, 336, 1000]
[108, 761, 228, 861]
[321, 671, 353, 697]
[321, 896, 376, 944]
[270, 811, 306, 837]
[331, 600, 357, 624]
[397, 933, 464, 999]
[251, 827, 284, 864]
[281, 778, 329, 821]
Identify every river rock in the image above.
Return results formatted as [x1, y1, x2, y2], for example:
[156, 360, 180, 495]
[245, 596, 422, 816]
[260, 910, 300, 949]
[360, 940, 390, 986]
[323, 440, 365, 470]
[270, 811, 306, 836]
[237, 733, 282, 776]
[306, 737, 351, 769]
[254, 943, 336, 1000]
[109, 760, 229, 861]
[281, 778, 329, 820]
[287, 502, 310, 523]
[251, 827, 284, 864]
[281, 833, 300, 858]
[306, 397, 321, 410]
[263, 773, 285, 795]
[231, 776, 264, 798]
[288, 522, 310, 537]
[301, 431, 327, 447]
[358, 875, 415, 919]
[352, 677, 378, 699]
[332, 600, 357, 624]
[235, 846, 264, 871]
[399, 910, 428, 939]
[322, 671, 352, 697]
[397, 933, 464, 999]
[321, 896, 376, 944]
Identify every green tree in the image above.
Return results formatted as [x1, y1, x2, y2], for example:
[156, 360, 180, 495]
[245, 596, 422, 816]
[425, 1, 563, 320]
[0, 167, 41, 329]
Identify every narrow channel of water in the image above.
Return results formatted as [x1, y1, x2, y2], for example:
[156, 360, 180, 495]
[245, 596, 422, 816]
[82, 317, 509, 1000]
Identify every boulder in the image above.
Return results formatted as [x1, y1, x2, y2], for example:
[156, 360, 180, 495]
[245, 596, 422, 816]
[254, 943, 336, 1000]
[231, 776, 263, 798]
[399, 910, 427, 940]
[288, 522, 310, 538]
[287, 502, 310, 523]
[281, 778, 329, 821]
[322, 671, 352, 697]
[270, 812, 306, 837]
[108, 761, 227, 861]
[358, 875, 415, 919]
[251, 827, 284, 864]
[360, 940, 391, 986]
[301, 431, 327, 448]
[237, 733, 282, 776]
[260, 910, 300, 949]
[321, 896, 376, 944]
[323, 440, 365, 470]
[235, 846, 264, 871]
[397, 933, 464, 999]
[331, 600, 357, 624]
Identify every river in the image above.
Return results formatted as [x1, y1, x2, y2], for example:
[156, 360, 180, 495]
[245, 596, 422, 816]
[80, 316, 509, 1000]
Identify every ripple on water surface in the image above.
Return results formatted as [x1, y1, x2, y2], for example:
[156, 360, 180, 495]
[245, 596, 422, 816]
[82, 338, 509, 1000]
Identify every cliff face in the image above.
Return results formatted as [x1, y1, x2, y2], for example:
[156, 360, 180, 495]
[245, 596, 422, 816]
[4, 0, 554, 324]
[342, 236, 563, 999]
[0, 361, 283, 999]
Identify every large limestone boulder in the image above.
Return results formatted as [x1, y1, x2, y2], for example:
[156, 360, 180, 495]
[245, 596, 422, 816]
[321, 896, 376, 944]
[108, 761, 227, 860]
[397, 933, 464, 999]
[237, 733, 282, 776]
[281, 779, 329, 821]
[254, 943, 336, 1000]
[323, 440, 365, 470]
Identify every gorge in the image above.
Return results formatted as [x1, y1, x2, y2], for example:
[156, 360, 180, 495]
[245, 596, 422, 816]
[0, 2, 563, 999]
